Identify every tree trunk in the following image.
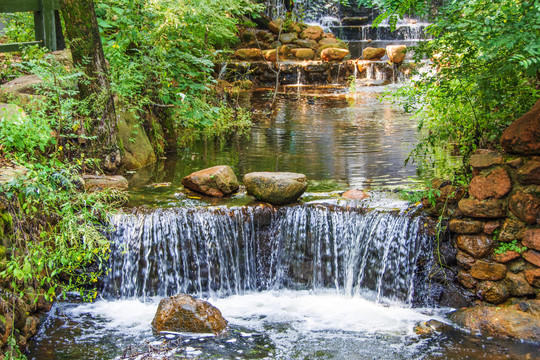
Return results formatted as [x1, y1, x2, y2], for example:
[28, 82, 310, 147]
[60, 0, 121, 172]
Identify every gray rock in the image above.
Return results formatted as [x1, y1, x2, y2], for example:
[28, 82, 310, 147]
[243, 172, 308, 205]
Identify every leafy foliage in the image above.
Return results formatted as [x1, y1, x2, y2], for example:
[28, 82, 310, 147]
[494, 239, 527, 255]
[357, 0, 540, 175]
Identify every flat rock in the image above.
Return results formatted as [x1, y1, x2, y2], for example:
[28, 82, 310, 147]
[523, 250, 540, 267]
[291, 48, 315, 60]
[0, 75, 43, 106]
[342, 189, 369, 200]
[522, 229, 540, 251]
[505, 272, 536, 296]
[469, 152, 504, 169]
[243, 172, 307, 205]
[469, 260, 507, 280]
[469, 167, 512, 200]
[524, 268, 540, 287]
[235, 49, 263, 61]
[492, 250, 521, 263]
[448, 300, 540, 341]
[82, 175, 128, 191]
[152, 293, 227, 334]
[501, 99, 540, 155]
[0, 165, 29, 185]
[182, 165, 239, 197]
[321, 48, 349, 62]
[458, 198, 506, 218]
[280, 32, 298, 44]
[448, 219, 483, 234]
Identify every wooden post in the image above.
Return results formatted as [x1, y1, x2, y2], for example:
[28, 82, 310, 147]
[34, 0, 57, 51]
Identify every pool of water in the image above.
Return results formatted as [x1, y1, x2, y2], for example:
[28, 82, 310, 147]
[126, 85, 455, 207]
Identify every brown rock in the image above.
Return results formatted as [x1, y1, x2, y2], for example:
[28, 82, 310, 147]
[342, 189, 369, 200]
[321, 48, 350, 62]
[293, 39, 318, 50]
[505, 272, 536, 296]
[492, 251, 521, 263]
[82, 175, 128, 192]
[523, 250, 540, 267]
[456, 235, 493, 258]
[469, 152, 504, 169]
[476, 281, 510, 304]
[457, 251, 476, 269]
[470, 260, 507, 280]
[301, 26, 324, 41]
[234, 49, 263, 61]
[448, 219, 483, 234]
[262, 49, 277, 62]
[506, 157, 524, 168]
[256, 30, 275, 43]
[182, 165, 239, 197]
[152, 293, 227, 334]
[290, 48, 315, 60]
[501, 98, 540, 155]
[524, 268, 540, 287]
[499, 218, 527, 241]
[243, 172, 308, 205]
[363, 47, 386, 60]
[508, 258, 527, 273]
[509, 191, 540, 224]
[458, 198, 506, 218]
[522, 229, 540, 251]
[517, 160, 540, 185]
[386, 45, 407, 63]
[469, 168, 512, 200]
[483, 221, 500, 234]
[280, 32, 298, 44]
[414, 319, 453, 336]
[21, 316, 38, 338]
[318, 38, 339, 47]
[448, 299, 540, 340]
[457, 270, 477, 289]
[268, 20, 282, 34]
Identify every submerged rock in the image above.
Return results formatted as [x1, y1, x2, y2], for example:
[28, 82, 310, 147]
[342, 189, 369, 200]
[152, 293, 227, 334]
[82, 175, 128, 191]
[243, 172, 307, 205]
[448, 299, 540, 342]
[182, 165, 239, 197]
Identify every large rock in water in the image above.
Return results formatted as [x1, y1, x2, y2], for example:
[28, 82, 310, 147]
[182, 165, 239, 197]
[386, 45, 407, 63]
[243, 172, 308, 205]
[501, 99, 540, 155]
[321, 48, 349, 62]
[448, 300, 540, 342]
[152, 294, 227, 334]
[362, 47, 386, 60]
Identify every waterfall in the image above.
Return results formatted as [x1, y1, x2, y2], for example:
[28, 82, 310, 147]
[103, 204, 434, 305]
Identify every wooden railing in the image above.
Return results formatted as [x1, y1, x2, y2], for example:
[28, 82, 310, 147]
[0, 0, 61, 52]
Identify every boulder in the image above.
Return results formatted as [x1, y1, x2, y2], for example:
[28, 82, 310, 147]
[501, 99, 540, 155]
[243, 172, 308, 205]
[151, 293, 227, 334]
[458, 198, 506, 218]
[476, 280, 509, 304]
[469, 260, 507, 280]
[523, 250, 540, 267]
[522, 229, 540, 251]
[293, 39, 318, 51]
[182, 165, 239, 197]
[469, 167, 512, 200]
[0, 165, 29, 185]
[82, 175, 128, 192]
[0, 75, 43, 105]
[505, 272, 536, 296]
[469, 152, 503, 169]
[321, 48, 349, 62]
[456, 234, 493, 258]
[342, 189, 369, 200]
[386, 45, 407, 63]
[362, 47, 386, 60]
[448, 219, 483, 234]
[509, 191, 540, 224]
[268, 20, 282, 34]
[448, 300, 540, 341]
[234, 49, 263, 61]
[524, 268, 540, 287]
[280, 32, 298, 44]
[256, 30, 275, 43]
[301, 26, 324, 41]
[117, 107, 157, 170]
[317, 43, 348, 57]
[291, 48, 315, 60]
[517, 160, 540, 185]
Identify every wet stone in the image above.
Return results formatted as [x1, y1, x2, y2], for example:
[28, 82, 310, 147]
[182, 165, 239, 197]
[470, 260, 507, 281]
[524, 268, 540, 287]
[492, 251, 521, 263]
[509, 191, 540, 224]
[505, 272, 536, 297]
[499, 218, 527, 241]
[448, 219, 483, 234]
[483, 221, 500, 235]
[522, 229, 540, 251]
[457, 270, 477, 289]
[458, 198, 507, 218]
[469, 167, 512, 200]
[476, 280, 510, 304]
[456, 250, 476, 269]
[456, 235, 493, 258]
[523, 250, 540, 267]
[508, 258, 527, 274]
[517, 160, 540, 185]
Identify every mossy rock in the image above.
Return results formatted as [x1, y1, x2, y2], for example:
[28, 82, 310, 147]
[117, 106, 157, 170]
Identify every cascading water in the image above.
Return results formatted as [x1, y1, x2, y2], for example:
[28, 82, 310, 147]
[103, 204, 434, 305]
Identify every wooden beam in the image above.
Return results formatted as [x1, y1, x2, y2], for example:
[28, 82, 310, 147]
[0, 0, 60, 13]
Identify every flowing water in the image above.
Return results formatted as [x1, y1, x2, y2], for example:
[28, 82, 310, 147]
[27, 86, 536, 359]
